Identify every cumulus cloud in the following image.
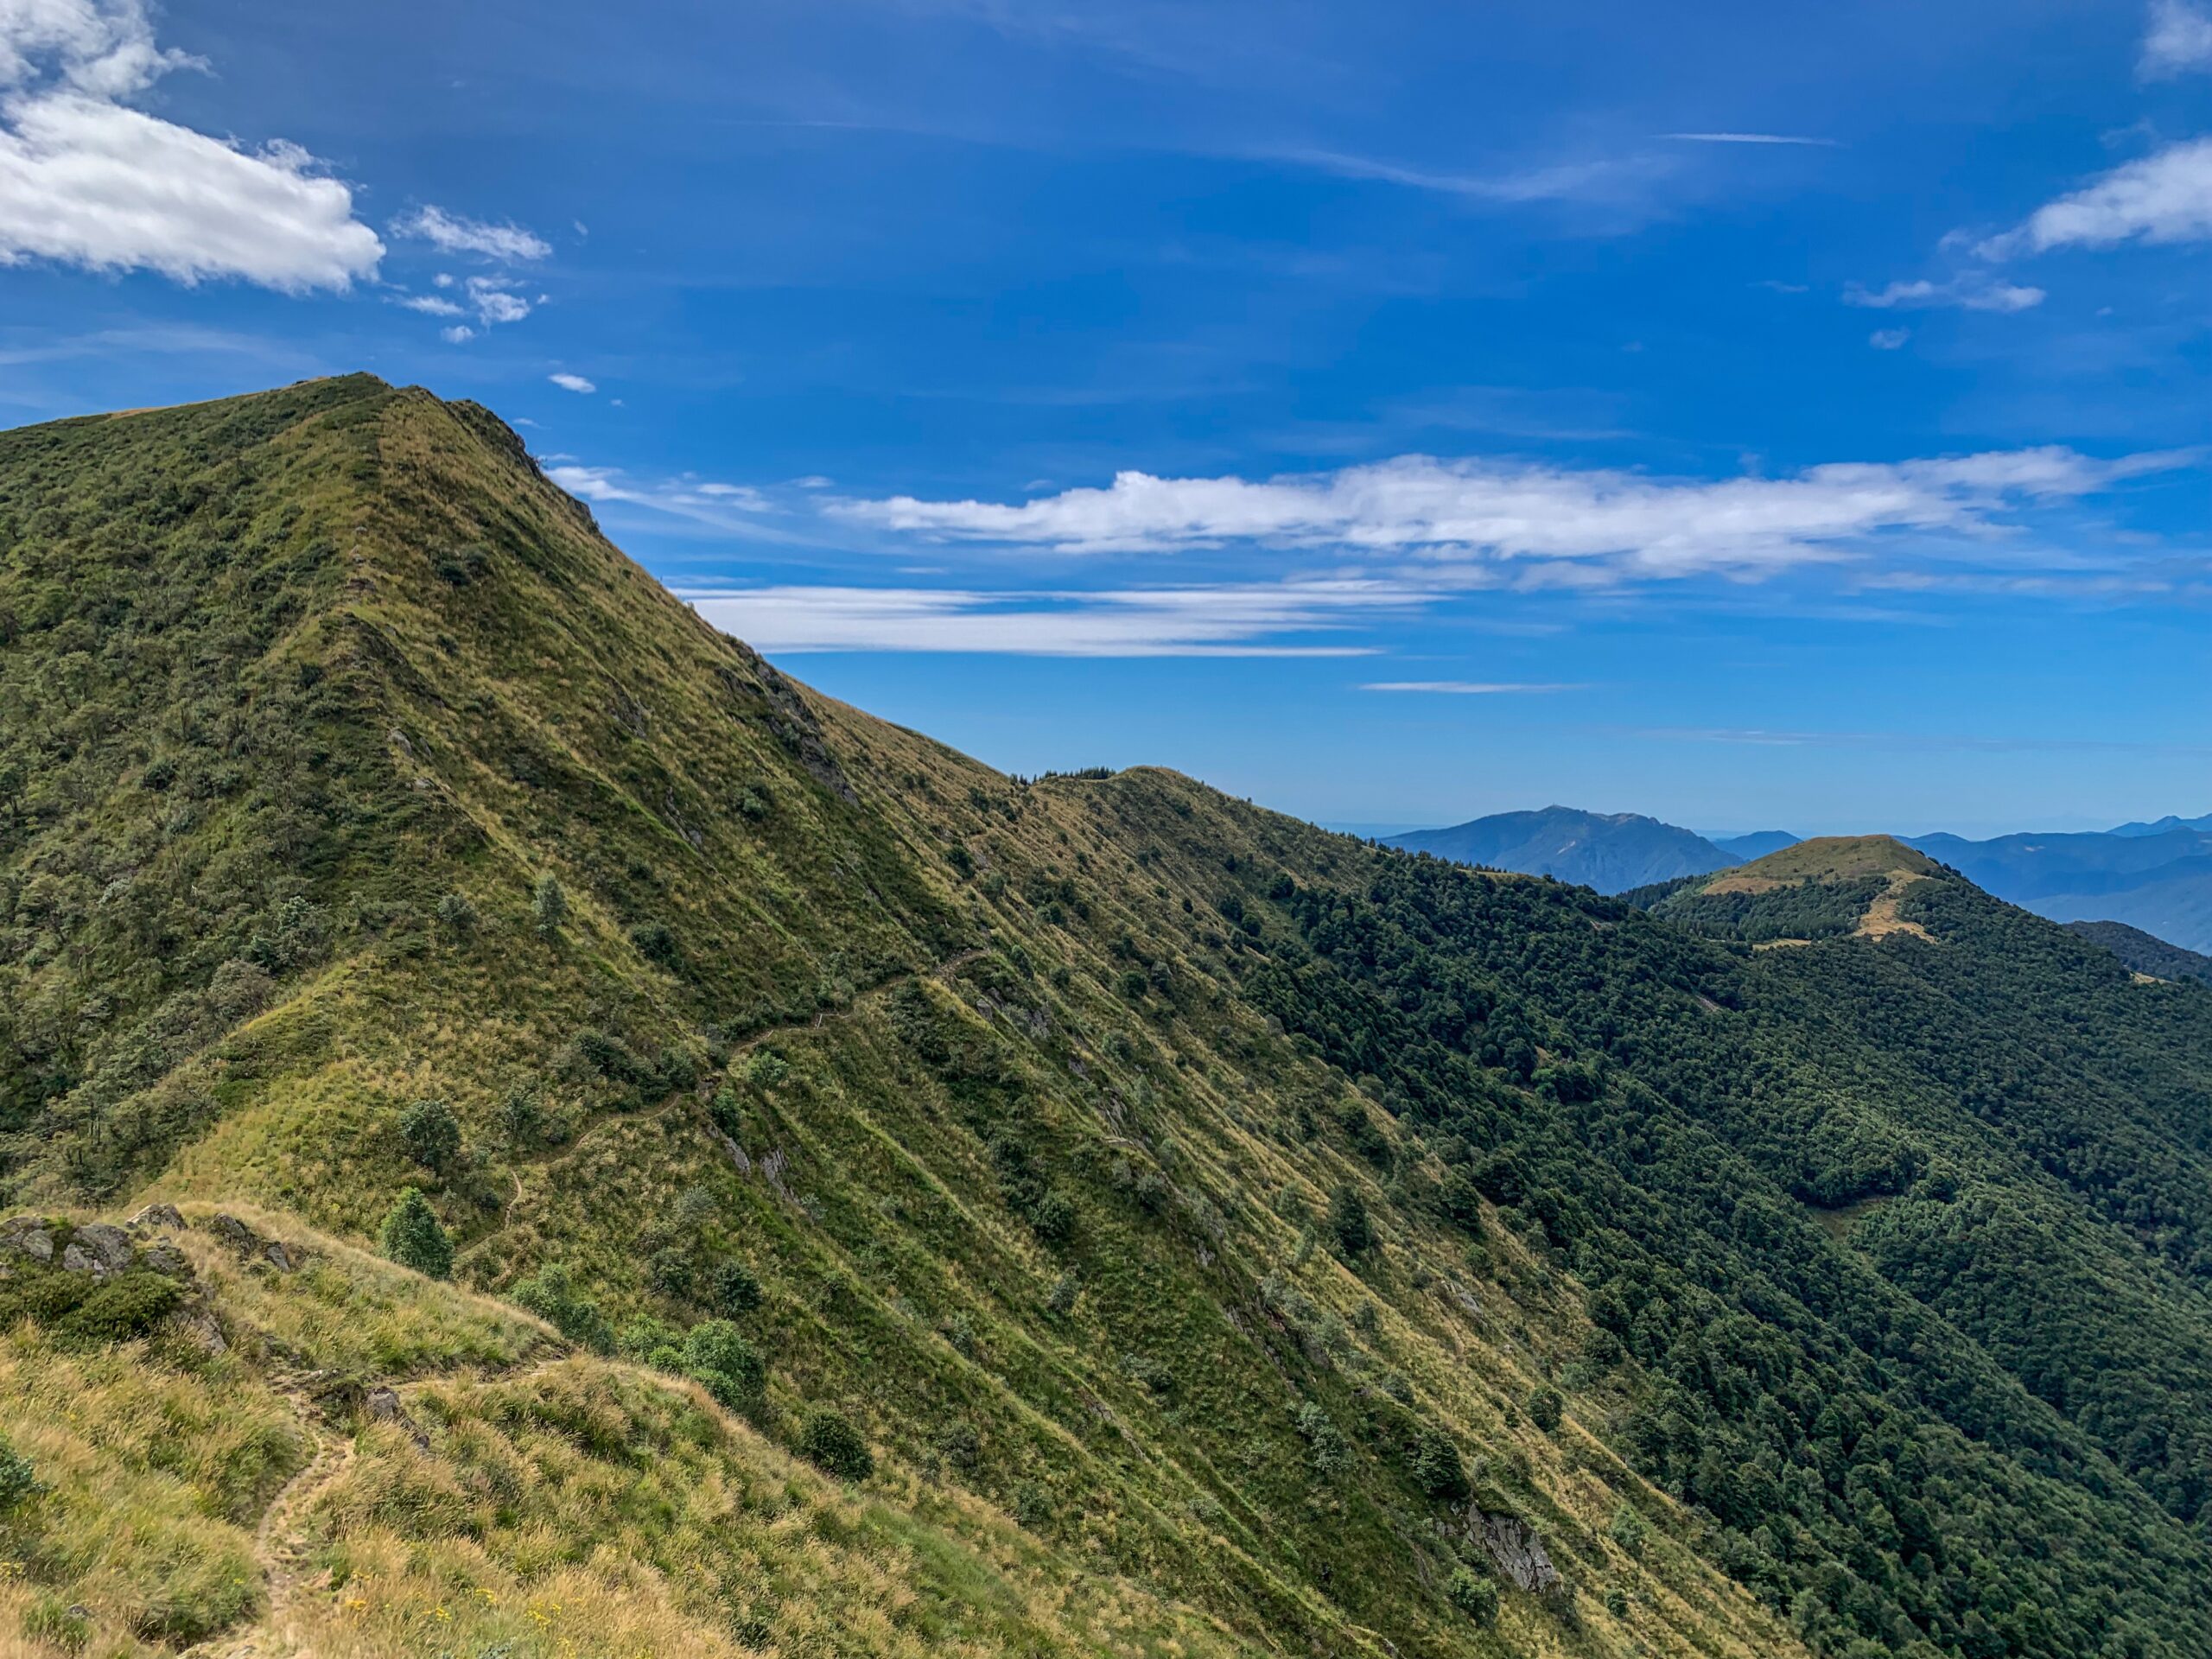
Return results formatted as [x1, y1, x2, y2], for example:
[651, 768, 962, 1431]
[2141, 0, 2212, 77]
[679, 580, 1410, 656]
[1978, 137, 2212, 255]
[391, 204, 550, 261]
[0, 0, 380, 289]
[831, 447, 2177, 579]
[548, 372, 594, 393]
[1845, 276, 2045, 312]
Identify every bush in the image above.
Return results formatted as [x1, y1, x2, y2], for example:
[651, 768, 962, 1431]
[1446, 1568, 1498, 1625]
[379, 1188, 453, 1279]
[1527, 1383, 1563, 1433]
[511, 1262, 613, 1351]
[1028, 1189, 1077, 1243]
[500, 1089, 543, 1144]
[630, 921, 678, 967]
[0, 1434, 41, 1511]
[713, 1259, 763, 1315]
[1328, 1183, 1372, 1255]
[1046, 1270, 1079, 1315]
[936, 1420, 981, 1470]
[55, 1271, 183, 1344]
[532, 874, 568, 938]
[1409, 1425, 1470, 1502]
[683, 1319, 766, 1410]
[399, 1097, 461, 1171]
[1608, 1501, 1649, 1558]
[797, 1408, 874, 1479]
[747, 1051, 789, 1090]
[1295, 1402, 1351, 1478]
[649, 1246, 696, 1298]
[435, 891, 479, 935]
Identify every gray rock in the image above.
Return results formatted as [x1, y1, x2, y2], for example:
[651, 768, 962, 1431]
[171, 1307, 227, 1355]
[60, 1243, 95, 1274]
[263, 1238, 296, 1272]
[1, 1216, 55, 1264]
[130, 1203, 187, 1232]
[141, 1243, 191, 1279]
[1469, 1510, 1561, 1594]
[72, 1223, 135, 1275]
[203, 1211, 263, 1255]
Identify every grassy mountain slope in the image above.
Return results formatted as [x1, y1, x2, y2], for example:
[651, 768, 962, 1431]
[4, 380, 2212, 1659]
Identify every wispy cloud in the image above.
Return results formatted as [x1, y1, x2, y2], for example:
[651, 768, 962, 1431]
[549, 464, 777, 522]
[2140, 0, 2212, 78]
[679, 579, 1413, 656]
[832, 446, 2188, 582]
[1977, 136, 2212, 256]
[1868, 327, 1911, 350]
[1360, 681, 1585, 694]
[1845, 276, 2046, 312]
[391, 205, 550, 261]
[1260, 145, 1669, 207]
[0, 0, 380, 290]
[1662, 131, 1840, 147]
[548, 372, 595, 393]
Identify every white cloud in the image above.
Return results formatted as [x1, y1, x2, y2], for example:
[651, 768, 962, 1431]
[439, 325, 473, 344]
[465, 276, 530, 324]
[0, 1, 380, 290]
[2141, 0, 2212, 77]
[1360, 681, 1584, 694]
[1264, 145, 1666, 206]
[679, 580, 1410, 656]
[1845, 276, 2045, 312]
[391, 204, 550, 261]
[548, 372, 595, 393]
[831, 447, 2177, 580]
[1978, 137, 2212, 255]
[397, 293, 464, 316]
[549, 464, 776, 521]
[1662, 132, 1840, 147]
[1868, 327, 1911, 351]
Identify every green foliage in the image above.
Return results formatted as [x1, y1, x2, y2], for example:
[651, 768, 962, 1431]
[0, 1432, 40, 1510]
[1294, 1402, 1351, 1479]
[797, 1407, 874, 1480]
[511, 1262, 613, 1351]
[1527, 1382, 1563, 1432]
[379, 1186, 454, 1279]
[398, 1096, 461, 1170]
[1608, 1501, 1649, 1558]
[1408, 1425, 1469, 1502]
[1446, 1568, 1498, 1625]
[712, 1257, 763, 1315]
[435, 890, 479, 935]
[683, 1319, 766, 1410]
[531, 872, 568, 937]
[1327, 1182, 1371, 1255]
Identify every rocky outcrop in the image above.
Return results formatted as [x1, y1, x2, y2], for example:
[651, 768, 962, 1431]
[202, 1212, 299, 1271]
[1467, 1510, 1561, 1594]
[60, 1223, 133, 1278]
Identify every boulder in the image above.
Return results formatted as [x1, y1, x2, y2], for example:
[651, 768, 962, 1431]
[202, 1212, 296, 1269]
[141, 1243, 192, 1279]
[1470, 1510, 1561, 1594]
[68, 1223, 135, 1277]
[1, 1216, 56, 1265]
[130, 1203, 187, 1232]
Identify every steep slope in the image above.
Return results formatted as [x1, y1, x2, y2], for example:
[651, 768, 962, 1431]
[2065, 918, 2212, 984]
[6, 380, 2212, 1659]
[1388, 809, 1732, 894]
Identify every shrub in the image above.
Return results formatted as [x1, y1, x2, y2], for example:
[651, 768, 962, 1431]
[798, 1408, 874, 1480]
[1295, 1402, 1351, 1478]
[1328, 1183, 1372, 1255]
[1527, 1383, 1564, 1433]
[1046, 1270, 1079, 1315]
[379, 1187, 453, 1279]
[399, 1097, 461, 1171]
[747, 1050, 789, 1090]
[936, 1420, 982, 1470]
[1409, 1425, 1470, 1502]
[630, 921, 679, 967]
[713, 1259, 763, 1315]
[649, 1246, 696, 1298]
[1028, 1189, 1077, 1243]
[511, 1262, 613, 1351]
[500, 1089, 543, 1144]
[1446, 1568, 1498, 1625]
[531, 873, 568, 938]
[1120, 968, 1148, 1001]
[1604, 1586, 1630, 1618]
[55, 1271, 183, 1344]
[434, 891, 479, 935]
[1608, 1501, 1649, 1558]
[0, 1434, 41, 1511]
[683, 1320, 766, 1410]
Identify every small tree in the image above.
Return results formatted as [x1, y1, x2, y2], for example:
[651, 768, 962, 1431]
[0, 1433, 42, 1512]
[1527, 1383, 1564, 1433]
[1608, 1501, 1649, 1559]
[1295, 1402, 1351, 1479]
[399, 1097, 461, 1171]
[380, 1187, 453, 1279]
[683, 1319, 766, 1411]
[798, 1408, 874, 1480]
[713, 1259, 763, 1315]
[435, 891, 479, 936]
[532, 874, 568, 938]
[1446, 1568, 1498, 1626]
[1409, 1424, 1470, 1502]
[1328, 1183, 1372, 1255]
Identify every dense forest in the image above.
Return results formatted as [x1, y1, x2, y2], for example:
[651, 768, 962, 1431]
[2, 378, 2209, 1659]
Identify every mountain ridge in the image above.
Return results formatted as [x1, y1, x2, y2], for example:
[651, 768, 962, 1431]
[6, 378, 2212, 1659]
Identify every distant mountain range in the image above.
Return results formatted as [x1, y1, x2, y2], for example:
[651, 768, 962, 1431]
[1389, 807, 2212, 952]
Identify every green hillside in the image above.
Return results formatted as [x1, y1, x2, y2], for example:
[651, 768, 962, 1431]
[3, 378, 2211, 1659]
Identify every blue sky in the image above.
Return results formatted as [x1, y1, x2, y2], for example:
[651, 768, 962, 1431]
[2, 1, 2208, 835]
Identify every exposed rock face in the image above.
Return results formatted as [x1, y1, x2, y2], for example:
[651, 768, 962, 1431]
[202, 1212, 298, 1270]
[64, 1223, 135, 1277]
[1, 1217, 55, 1264]
[1469, 1510, 1561, 1594]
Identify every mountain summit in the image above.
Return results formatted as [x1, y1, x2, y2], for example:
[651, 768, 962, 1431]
[1387, 807, 1734, 893]
[5, 380, 2212, 1659]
